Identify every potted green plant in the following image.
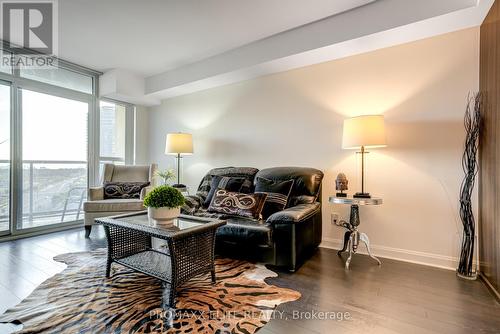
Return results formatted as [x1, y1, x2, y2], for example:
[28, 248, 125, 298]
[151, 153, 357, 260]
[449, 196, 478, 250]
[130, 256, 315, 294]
[154, 168, 176, 185]
[143, 185, 185, 221]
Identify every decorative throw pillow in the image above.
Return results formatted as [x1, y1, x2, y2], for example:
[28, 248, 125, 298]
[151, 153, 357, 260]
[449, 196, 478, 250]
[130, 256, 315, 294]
[203, 176, 247, 207]
[254, 177, 294, 219]
[103, 181, 150, 199]
[208, 189, 267, 220]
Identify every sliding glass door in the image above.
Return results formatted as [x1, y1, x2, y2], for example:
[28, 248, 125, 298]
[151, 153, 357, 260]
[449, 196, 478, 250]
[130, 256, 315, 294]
[0, 81, 135, 236]
[0, 83, 10, 234]
[19, 89, 89, 229]
[0, 50, 100, 238]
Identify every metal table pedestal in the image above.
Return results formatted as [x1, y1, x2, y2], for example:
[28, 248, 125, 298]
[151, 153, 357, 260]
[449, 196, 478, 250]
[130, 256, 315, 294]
[329, 197, 383, 270]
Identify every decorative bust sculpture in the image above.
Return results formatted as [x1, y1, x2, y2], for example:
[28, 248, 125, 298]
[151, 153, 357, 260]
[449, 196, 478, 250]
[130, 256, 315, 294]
[336, 173, 348, 197]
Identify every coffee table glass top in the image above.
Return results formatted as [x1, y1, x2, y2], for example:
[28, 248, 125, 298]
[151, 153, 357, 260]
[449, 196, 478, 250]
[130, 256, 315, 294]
[120, 213, 204, 230]
[96, 211, 225, 238]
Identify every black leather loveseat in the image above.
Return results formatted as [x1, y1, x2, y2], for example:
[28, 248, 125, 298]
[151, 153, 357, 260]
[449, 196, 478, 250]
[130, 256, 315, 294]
[181, 166, 323, 271]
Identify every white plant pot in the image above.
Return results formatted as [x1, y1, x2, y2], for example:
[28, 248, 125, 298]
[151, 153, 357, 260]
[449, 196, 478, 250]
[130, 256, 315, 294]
[148, 207, 180, 221]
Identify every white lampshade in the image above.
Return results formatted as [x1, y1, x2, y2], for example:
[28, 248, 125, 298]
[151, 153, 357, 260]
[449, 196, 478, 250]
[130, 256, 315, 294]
[342, 115, 387, 149]
[165, 133, 193, 155]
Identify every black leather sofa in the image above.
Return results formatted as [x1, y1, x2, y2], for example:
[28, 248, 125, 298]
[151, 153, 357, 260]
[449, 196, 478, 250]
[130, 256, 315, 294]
[181, 166, 323, 271]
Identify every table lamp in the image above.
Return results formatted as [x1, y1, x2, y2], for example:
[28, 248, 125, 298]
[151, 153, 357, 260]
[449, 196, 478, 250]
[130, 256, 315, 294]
[165, 133, 193, 189]
[342, 115, 386, 198]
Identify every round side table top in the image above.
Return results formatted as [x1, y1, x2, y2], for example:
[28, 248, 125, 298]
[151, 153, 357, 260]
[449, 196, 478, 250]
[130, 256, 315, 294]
[329, 196, 383, 206]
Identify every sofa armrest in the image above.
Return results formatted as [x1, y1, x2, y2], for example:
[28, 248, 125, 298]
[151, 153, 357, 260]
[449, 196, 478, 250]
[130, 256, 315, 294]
[266, 202, 321, 224]
[88, 187, 104, 201]
[140, 186, 154, 200]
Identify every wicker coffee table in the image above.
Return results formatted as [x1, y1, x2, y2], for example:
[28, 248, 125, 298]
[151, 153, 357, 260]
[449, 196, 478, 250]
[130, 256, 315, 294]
[96, 212, 226, 308]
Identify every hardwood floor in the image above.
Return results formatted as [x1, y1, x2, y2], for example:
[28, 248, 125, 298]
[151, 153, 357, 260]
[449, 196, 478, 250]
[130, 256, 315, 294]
[0, 226, 499, 333]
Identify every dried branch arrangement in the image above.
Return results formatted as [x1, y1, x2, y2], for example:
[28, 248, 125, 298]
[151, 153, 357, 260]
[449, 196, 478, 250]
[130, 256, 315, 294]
[457, 92, 482, 279]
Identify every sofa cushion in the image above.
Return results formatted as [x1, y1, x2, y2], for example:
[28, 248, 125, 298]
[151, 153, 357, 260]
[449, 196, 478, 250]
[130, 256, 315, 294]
[216, 216, 272, 246]
[255, 177, 294, 219]
[188, 208, 272, 245]
[103, 181, 150, 199]
[181, 195, 204, 215]
[208, 189, 267, 220]
[203, 176, 247, 207]
[255, 167, 323, 206]
[83, 199, 145, 212]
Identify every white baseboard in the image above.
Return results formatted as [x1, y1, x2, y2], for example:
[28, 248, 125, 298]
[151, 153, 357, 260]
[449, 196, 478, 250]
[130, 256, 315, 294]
[320, 237, 458, 271]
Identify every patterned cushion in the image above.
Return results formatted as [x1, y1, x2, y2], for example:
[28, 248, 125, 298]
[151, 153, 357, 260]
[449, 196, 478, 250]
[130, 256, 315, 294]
[103, 182, 150, 199]
[203, 176, 247, 207]
[195, 167, 259, 204]
[254, 177, 294, 219]
[208, 189, 267, 220]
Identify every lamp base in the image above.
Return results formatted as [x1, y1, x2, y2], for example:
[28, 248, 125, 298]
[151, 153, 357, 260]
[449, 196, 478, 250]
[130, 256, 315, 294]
[171, 184, 187, 191]
[353, 192, 371, 199]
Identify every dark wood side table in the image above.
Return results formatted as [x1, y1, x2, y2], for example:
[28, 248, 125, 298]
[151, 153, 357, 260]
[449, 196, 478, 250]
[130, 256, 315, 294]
[329, 196, 383, 269]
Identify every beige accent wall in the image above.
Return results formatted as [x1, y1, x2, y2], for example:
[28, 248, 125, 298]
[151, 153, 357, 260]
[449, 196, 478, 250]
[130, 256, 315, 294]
[148, 27, 479, 269]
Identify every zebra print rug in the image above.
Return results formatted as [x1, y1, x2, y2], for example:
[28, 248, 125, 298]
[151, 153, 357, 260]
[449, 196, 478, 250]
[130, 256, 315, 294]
[0, 249, 300, 333]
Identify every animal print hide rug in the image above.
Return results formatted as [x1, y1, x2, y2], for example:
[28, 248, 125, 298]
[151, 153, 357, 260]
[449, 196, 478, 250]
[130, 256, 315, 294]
[0, 249, 300, 333]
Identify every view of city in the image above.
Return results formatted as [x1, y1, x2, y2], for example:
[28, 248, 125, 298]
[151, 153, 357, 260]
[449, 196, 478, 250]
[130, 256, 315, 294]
[0, 163, 8, 231]
[0, 96, 125, 232]
[0, 162, 87, 231]
[0, 89, 90, 231]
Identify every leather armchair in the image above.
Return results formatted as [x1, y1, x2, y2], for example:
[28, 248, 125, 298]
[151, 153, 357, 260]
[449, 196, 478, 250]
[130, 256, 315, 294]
[83, 163, 157, 237]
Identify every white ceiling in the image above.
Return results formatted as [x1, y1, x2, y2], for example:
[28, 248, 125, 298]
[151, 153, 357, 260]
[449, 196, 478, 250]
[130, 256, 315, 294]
[58, 0, 493, 105]
[59, 0, 374, 76]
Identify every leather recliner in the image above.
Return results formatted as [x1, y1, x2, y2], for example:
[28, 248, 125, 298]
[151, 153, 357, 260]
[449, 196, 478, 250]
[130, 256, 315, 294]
[182, 166, 323, 271]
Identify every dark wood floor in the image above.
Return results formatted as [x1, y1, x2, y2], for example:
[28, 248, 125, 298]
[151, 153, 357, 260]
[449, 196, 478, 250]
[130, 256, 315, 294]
[0, 226, 499, 334]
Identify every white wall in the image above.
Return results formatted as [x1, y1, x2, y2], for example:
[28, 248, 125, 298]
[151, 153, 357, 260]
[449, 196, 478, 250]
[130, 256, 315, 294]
[134, 105, 150, 165]
[148, 28, 479, 269]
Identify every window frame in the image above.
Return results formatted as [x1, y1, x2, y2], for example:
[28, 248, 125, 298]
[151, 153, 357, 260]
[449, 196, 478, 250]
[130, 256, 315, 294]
[0, 48, 103, 239]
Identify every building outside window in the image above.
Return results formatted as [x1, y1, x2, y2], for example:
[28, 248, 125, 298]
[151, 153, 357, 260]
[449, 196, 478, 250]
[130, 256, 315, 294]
[0, 52, 134, 238]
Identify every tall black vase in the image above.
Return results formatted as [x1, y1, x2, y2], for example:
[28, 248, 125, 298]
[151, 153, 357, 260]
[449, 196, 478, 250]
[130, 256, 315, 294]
[457, 93, 481, 280]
